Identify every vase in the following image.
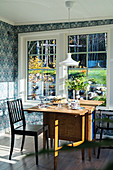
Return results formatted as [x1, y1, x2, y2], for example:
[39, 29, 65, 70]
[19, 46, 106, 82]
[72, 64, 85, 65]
[73, 90, 80, 101]
[73, 89, 75, 101]
[76, 90, 80, 99]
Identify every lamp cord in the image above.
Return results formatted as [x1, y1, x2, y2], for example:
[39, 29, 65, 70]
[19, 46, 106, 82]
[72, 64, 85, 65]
[68, 7, 71, 53]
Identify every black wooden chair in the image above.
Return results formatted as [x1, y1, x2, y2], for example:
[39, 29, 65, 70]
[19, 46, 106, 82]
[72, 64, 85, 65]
[7, 99, 49, 165]
[96, 109, 113, 159]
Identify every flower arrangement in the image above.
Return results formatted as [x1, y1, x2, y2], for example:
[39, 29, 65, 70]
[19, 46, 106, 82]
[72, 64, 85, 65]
[65, 76, 89, 91]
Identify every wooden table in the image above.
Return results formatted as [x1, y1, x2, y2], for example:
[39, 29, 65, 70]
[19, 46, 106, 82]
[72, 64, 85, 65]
[48, 100, 104, 142]
[25, 105, 93, 141]
[25, 103, 97, 169]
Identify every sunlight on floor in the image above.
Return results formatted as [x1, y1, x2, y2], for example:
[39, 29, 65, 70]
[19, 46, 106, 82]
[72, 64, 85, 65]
[0, 144, 26, 164]
[0, 157, 16, 164]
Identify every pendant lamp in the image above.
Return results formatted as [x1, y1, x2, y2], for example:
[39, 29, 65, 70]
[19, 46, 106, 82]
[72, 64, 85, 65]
[60, 53, 79, 66]
[60, 0, 79, 67]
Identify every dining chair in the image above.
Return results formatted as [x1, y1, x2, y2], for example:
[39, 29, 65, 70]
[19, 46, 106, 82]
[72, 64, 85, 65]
[7, 99, 49, 165]
[96, 109, 113, 159]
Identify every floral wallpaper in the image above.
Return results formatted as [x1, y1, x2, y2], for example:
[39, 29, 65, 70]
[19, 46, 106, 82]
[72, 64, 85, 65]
[0, 18, 113, 132]
[0, 21, 18, 131]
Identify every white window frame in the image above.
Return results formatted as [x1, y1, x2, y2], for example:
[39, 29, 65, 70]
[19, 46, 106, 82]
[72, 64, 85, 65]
[18, 30, 67, 105]
[18, 25, 113, 109]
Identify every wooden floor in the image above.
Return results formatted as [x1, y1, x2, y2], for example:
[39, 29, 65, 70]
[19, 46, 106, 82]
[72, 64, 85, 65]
[0, 133, 113, 170]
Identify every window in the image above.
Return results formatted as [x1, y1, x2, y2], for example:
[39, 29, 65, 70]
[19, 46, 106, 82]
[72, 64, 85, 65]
[68, 33, 107, 105]
[27, 39, 56, 100]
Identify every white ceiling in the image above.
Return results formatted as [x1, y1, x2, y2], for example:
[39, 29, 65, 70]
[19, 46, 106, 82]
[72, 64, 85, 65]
[0, 0, 113, 25]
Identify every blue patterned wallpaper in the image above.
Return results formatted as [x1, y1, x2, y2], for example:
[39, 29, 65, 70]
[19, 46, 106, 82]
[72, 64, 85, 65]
[14, 19, 113, 33]
[0, 21, 15, 81]
[0, 21, 18, 131]
[0, 18, 113, 131]
[0, 21, 18, 97]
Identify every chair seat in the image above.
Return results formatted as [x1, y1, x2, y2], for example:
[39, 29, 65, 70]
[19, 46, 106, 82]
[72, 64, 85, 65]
[14, 124, 48, 136]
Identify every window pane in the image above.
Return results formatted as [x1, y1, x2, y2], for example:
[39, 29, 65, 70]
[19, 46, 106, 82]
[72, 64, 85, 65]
[39, 41, 42, 54]
[43, 40, 56, 54]
[43, 55, 56, 68]
[29, 55, 42, 69]
[88, 69, 106, 86]
[88, 53, 107, 68]
[88, 33, 107, 52]
[68, 69, 87, 99]
[88, 69, 106, 105]
[27, 70, 42, 100]
[68, 69, 87, 79]
[28, 41, 38, 54]
[69, 35, 87, 53]
[27, 39, 56, 100]
[43, 70, 56, 96]
[71, 54, 87, 68]
[68, 33, 107, 105]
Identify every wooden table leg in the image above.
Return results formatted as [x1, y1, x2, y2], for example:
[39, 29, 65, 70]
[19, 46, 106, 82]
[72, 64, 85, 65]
[93, 109, 96, 140]
[82, 115, 85, 161]
[88, 111, 93, 161]
[54, 156, 58, 170]
[43, 112, 46, 150]
[88, 149, 91, 161]
[93, 109, 96, 155]
[54, 120, 58, 170]
[50, 138, 53, 148]
[82, 149, 85, 161]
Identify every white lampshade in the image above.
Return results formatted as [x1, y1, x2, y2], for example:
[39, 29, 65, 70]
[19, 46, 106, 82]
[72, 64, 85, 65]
[60, 53, 79, 66]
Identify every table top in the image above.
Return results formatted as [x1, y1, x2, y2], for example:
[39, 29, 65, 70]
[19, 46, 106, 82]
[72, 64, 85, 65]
[24, 104, 95, 116]
[50, 99, 104, 106]
[79, 100, 104, 106]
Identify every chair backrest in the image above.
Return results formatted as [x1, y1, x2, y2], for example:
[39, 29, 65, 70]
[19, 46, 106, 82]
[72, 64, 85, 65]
[7, 99, 26, 130]
[97, 110, 113, 129]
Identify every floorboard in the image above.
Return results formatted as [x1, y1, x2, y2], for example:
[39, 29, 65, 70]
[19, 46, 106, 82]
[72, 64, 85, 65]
[0, 133, 113, 170]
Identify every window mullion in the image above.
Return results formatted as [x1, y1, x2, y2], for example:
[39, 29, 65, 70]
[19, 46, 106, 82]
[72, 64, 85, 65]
[86, 35, 89, 77]
[41, 40, 44, 96]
